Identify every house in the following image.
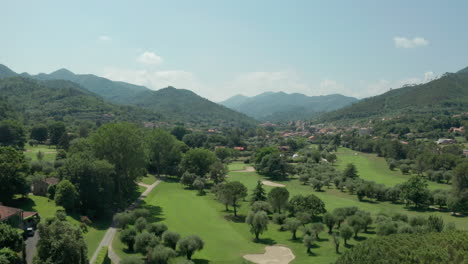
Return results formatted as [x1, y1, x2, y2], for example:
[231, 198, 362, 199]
[437, 138, 457, 145]
[308, 135, 315, 141]
[463, 149, 468, 157]
[32, 177, 60, 196]
[449, 126, 465, 133]
[278, 146, 290, 151]
[0, 205, 39, 229]
[234, 147, 245, 151]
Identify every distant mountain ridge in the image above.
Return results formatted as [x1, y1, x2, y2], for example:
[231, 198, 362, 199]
[0, 64, 257, 126]
[220, 92, 358, 122]
[320, 66, 468, 123]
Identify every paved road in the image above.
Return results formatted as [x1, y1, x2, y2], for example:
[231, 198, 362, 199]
[89, 180, 161, 264]
[25, 230, 39, 264]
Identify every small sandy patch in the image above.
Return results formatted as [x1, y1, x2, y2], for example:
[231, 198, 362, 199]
[235, 166, 256, 172]
[244, 245, 295, 264]
[261, 180, 285, 187]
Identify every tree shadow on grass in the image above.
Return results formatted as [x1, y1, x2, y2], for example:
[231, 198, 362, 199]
[353, 236, 367, 242]
[358, 199, 379, 204]
[224, 215, 246, 223]
[193, 259, 210, 264]
[344, 243, 354, 249]
[140, 202, 165, 223]
[9, 197, 37, 212]
[255, 238, 276, 245]
[316, 237, 329, 242]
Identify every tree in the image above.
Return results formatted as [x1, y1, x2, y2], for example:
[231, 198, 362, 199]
[251, 201, 272, 213]
[180, 172, 196, 188]
[400, 176, 431, 208]
[322, 213, 336, 234]
[245, 210, 269, 240]
[180, 148, 217, 177]
[171, 126, 190, 141]
[135, 217, 148, 232]
[333, 233, 340, 254]
[267, 187, 289, 213]
[182, 133, 207, 148]
[34, 215, 88, 264]
[0, 120, 26, 149]
[303, 234, 314, 254]
[91, 122, 147, 206]
[218, 181, 247, 216]
[193, 177, 206, 195]
[427, 215, 444, 232]
[148, 245, 176, 264]
[134, 232, 158, 254]
[283, 218, 301, 240]
[54, 179, 78, 212]
[30, 124, 48, 143]
[356, 210, 373, 232]
[309, 222, 325, 239]
[251, 181, 267, 204]
[343, 163, 358, 179]
[0, 223, 23, 252]
[257, 153, 291, 180]
[177, 235, 204, 260]
[0, 248, 21, 264]
[148, 223, 168, 238]
[162, 231, 180, 250]
[209, 161, 227, 184]
[339, 224, 353, 246]
[59, 152, 115, 218]
[449, 162, 468, 212]
[120, 227, 138, 251]
[347, 215, 365, 238]
[114, 212, 133, 229]
[49, 122, 66, 146]
[215, 147, 232, 162]
[0, 147, 28, 203]
[288, 194, 326, 218]
[148, 129, 183, 177]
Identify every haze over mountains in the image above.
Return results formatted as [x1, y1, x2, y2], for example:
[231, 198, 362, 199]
[220, 92, 358, 122]
[320, 66, 468, 123]
[0, 64, 256, 126]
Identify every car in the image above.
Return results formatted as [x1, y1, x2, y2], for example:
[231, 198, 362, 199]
[26, 227, 34, 237]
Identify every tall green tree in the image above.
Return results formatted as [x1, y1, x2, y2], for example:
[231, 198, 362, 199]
[343, 163, 358, 179]
[177, 235, 204, 260]
[49, 122, 66, 146]
[245, 210, 269, 240]
[217, 181, 247, 216]
[0, 146, 28, 203]
[54, 179, 78, 212]
[91, 122, 147, 206]
[180, 148, 217, 177]
[0, 223, 23, 252]
[401, 175, 431, 208]
[251, 181, 267, 204]
[267, 187, 289, 213]
[288, 194, 326, 218]
[0, 120, 26, 149]
[148, 129, 184, 177]
[448, 161, 468, 212]
[34, 213, 88, 264]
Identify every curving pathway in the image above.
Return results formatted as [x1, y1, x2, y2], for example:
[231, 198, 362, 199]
[89, 180, 161, 264]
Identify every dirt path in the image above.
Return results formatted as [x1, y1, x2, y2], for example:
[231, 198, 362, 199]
[261, 180, 286, 187]
[89, 180, 161, 264]
[244, 245, 295, 264]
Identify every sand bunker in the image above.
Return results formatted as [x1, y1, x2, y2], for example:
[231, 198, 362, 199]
[244, 245, 295, 264]
[234, 166, 256, 172]
[261, 180, 285, 187]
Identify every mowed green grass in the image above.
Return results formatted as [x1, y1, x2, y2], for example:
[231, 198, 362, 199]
[113, 154, 466, 264]
[140, 174, 158, 185]
[23, 144, 57, 162]
[228, 162, 247, 171]
[335, 147, 450, 190]
[11, 195, 110, 258]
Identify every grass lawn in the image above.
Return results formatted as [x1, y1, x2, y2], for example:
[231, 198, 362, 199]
[10, 195, 110, 258]
[140, 174, 157, 185]
[23, 144, 57, 162]
[228, 161, 247, 171]
[113, 153, 466, 264]
[335, 147, 450, 190]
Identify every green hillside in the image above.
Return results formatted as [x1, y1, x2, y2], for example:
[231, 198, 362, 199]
[129, 87, 257, 126]
[0, 77, 160, 125]
[321, 67, 468, 122]
[220, 91, 358, 122]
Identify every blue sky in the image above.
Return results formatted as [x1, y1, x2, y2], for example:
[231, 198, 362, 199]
[1, 0, 468, 101]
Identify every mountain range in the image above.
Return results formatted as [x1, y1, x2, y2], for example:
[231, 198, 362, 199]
[0, 64, 256, 126]
[319, 66, 468, 123]
[220, 92, 358, 122]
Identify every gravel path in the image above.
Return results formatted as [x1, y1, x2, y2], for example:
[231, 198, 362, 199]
[89, 180, 161, 264]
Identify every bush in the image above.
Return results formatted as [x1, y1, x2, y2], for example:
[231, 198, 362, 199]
[95, 246, 110, 264]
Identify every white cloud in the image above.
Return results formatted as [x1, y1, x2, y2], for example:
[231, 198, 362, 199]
[98, 35, 111, 41]
[102, 68, 212, 97]
[137, 52, 163, 65]
[394, 37, 429, 48]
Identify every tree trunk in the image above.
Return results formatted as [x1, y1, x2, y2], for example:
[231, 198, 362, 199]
[307, 247, 311, 254]
[335, 244, 339, 254]
[225, 204, 229, 211]
[187, 252, 193, 260]
[255, 232, 259, 240]
[292, 231, 297, 240]
[315, 233, 319, 239]
[233, 205, 237, 216]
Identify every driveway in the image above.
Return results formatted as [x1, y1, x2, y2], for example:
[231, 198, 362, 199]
[25, 230, 39, 264]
